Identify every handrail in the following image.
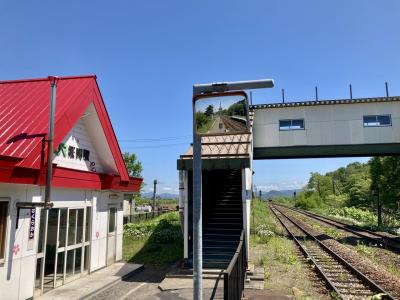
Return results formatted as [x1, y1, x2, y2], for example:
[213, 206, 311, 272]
[225, 231, 244, 273]
[223, 230, 246, 300]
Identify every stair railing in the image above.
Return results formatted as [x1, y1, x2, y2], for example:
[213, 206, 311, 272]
[223, 230, 246, 300]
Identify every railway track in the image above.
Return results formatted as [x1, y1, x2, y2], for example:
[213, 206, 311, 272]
[278, 204, 400, 254]
[221, 116, 246, 132]
[269, 204, 395, 300]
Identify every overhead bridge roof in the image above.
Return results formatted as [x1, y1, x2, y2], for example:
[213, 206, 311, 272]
[177, 112, 254, 170]
[250, 96, 400, 110]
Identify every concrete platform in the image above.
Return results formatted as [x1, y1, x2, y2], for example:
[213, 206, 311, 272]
[159, 267, 224, 299]
[37, 262, 144, 300]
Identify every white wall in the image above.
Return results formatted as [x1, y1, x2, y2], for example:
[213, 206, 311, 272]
[0, 183, 124, 300]
[179, 170, 188, 260]
[253, 102, 400, 148]
[0, 184, 40, 300]
[90, 191, 123, 271]
[241, 168, 252, 262]
[53, 103, 118, 174]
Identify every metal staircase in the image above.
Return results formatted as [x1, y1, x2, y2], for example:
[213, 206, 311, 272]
[202, 169, 243, 269]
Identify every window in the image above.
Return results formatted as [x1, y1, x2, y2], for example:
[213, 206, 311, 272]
[279, 119, 305, 131]
[0, 201, 9, 260]
[363, 115, 391, 127]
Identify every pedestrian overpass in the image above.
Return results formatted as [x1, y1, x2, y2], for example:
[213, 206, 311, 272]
[177, 95, 400, 272]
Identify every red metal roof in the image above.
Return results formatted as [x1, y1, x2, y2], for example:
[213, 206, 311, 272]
[0, 75, 134, 186]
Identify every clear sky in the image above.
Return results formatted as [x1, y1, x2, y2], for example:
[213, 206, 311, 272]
[1, 1, 399, 194]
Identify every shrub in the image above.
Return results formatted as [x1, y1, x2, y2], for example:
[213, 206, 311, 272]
[124, 211, 181, 241]
[328, 206, 377, 226]
[255, 224, 275, 242]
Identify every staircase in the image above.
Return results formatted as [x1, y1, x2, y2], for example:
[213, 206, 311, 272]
[202, 169, 243, 269]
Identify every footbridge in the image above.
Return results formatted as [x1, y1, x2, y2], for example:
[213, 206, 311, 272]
[177, 93, 400, 298]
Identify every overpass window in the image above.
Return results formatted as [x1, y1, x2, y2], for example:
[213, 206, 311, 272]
[363, 115, 391, 127]
[279, 119, 304, 130]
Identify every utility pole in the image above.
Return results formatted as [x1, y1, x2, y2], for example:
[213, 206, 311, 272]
[377, 189, 382, 228]
[332, 178, 336, 196]
[153, 179, 157, 211]
[44, 76, 58, 209]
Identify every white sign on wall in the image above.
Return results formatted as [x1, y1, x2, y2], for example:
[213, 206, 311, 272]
[53, 117, 105, 173]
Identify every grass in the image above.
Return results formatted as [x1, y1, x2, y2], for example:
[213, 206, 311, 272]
[355, 241, 400, 278]
[197, 117, 215, 134]
[123, 211, 183, 265]
[251, 198, 284, 236]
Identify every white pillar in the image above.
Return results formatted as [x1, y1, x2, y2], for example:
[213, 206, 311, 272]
[179, 170, 189, 259]
[242, 168, 252, 262]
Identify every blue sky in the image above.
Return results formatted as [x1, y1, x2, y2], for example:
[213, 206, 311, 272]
[1, 1, 399, 194]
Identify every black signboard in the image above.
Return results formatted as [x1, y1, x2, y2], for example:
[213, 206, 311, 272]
[29, 208, 35, 240]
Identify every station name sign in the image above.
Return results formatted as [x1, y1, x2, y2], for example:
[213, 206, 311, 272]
[56, 142, 97, 172]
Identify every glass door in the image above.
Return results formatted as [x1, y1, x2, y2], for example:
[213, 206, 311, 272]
[42, 209, 59, 292]
[64, 208, 84, 283]
[107, 206, 117, 265]
[36, 206, 91, 294]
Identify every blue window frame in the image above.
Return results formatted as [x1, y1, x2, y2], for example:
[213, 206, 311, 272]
[363, 115, 391, 127]
[279, 119, 305, 131]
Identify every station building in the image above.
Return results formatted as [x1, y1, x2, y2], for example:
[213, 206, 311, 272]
[0, 76, 142, 299]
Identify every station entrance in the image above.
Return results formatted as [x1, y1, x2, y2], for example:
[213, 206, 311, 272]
[35, 207, 91, 293]
[185, 169, 243, 269]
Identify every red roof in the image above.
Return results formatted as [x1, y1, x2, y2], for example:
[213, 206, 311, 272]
[0, 75, 142, 192]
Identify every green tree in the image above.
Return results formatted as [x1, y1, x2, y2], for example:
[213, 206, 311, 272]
[227, 100, 246, 116]
[204, 105, 214, 117]
[123, 152, 143, 177]
[306, 172, 332, 200]
[369, 156, 400, 227]
[346, 173, 371, 208]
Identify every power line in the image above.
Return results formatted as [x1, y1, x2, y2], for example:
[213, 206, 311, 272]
[122, 142, 189, 149]
[118, 135, 191, 143]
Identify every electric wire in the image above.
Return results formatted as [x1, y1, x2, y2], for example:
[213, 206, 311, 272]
[118, 135, 191, 143]
[121, 142, 190, 149]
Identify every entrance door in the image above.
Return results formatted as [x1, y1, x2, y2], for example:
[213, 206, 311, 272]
[107, 206, 117, 265]
[36, 207, 91, 295]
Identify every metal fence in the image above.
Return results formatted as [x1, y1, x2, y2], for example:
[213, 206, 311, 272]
[123, 209, 171, 224]
[223, 230, 247, 300]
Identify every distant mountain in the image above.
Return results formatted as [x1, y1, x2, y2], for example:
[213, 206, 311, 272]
[141, 192, 179, 199]
[260, 189, 300, 199]
[140, 189, 299, 200]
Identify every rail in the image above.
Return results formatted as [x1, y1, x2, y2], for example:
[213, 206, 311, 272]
[223, 230, 246, 300]
[274, 203, 400, 254]
[270, 204, 395, 299]
[123, 209, 171, 224]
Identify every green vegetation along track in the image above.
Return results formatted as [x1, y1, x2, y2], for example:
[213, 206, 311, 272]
[279, 204, 400, 254]
[269, 204, 395, 300]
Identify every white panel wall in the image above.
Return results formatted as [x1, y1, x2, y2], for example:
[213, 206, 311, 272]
[0, 184, 41, 300]
[253, 102, 400, 148]
[179, 170, 189, 260]
[116, 201, 124, 261]
[0, 183, 124, 299]
[90, 191, 123, 271]
[242, 168, 252, 262]
[53, 117, 108, 173]
[53, 103, 118, 174]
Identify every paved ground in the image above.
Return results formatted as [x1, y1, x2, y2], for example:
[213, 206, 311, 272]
[37, 261, 286, 300]
[37, 262, 143, 300]
[87, 264, 190, 300]
[88, 264, 226, 300]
